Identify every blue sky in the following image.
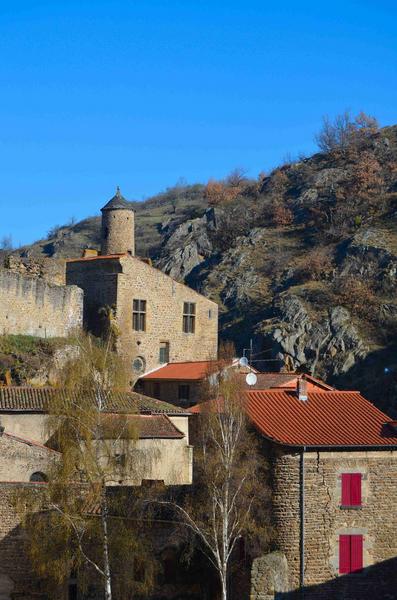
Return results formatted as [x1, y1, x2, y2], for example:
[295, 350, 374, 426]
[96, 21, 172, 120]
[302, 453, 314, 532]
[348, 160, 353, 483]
[0, 0, 396, 246]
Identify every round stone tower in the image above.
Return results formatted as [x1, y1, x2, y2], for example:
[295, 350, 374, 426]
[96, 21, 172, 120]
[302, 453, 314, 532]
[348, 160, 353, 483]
[100, 187, 135, 256]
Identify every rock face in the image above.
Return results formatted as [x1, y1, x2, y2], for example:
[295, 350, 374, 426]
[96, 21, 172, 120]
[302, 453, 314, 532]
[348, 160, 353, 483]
[259, 295, 368, 378]
[156, 208, 216, 280]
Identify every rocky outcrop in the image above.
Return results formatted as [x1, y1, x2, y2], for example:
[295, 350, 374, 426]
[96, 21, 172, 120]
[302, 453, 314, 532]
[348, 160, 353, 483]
[340, 228, 397, 293]
[259, 295, 368, 378]
[155, 208, 216, 280]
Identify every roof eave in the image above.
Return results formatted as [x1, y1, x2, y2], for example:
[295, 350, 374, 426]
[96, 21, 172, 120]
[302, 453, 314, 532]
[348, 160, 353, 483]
[260, 433, 397, 450]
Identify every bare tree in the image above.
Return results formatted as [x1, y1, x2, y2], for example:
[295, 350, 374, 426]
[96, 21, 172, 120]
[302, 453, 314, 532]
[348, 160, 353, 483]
[158, 368, 269, 600]
[315, 111, 379, 154]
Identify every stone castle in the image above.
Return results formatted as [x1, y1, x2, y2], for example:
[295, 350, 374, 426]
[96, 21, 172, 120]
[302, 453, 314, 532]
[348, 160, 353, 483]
[0, 188, 218, 377]
[66, 187, 218, 376]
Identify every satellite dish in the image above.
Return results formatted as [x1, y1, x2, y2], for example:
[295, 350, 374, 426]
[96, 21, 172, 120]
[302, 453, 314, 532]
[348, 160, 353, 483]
[239, 356, 249, 367]
[246, 372, 257, 386]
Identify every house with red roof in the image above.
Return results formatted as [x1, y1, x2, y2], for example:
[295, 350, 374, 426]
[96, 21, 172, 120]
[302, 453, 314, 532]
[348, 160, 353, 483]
[192, 380, 397, 600]
[138, 360, 333, 408]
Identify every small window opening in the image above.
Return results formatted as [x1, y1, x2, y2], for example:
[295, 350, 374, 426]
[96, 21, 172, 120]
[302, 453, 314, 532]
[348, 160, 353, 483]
[159, 342, 170, 364]
[183, 302, 196, 333]
[178, 384, 190, 404]
[133, 299, 146, 331]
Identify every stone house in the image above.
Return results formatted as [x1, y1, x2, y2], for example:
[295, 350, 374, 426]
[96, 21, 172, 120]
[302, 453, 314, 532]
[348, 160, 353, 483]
[0, 386, 193, 486]
[192, 381, 397, 600]
[66, 189, 218, 378]
[139, 364, 334, 408]
[0, 386, 194, 600]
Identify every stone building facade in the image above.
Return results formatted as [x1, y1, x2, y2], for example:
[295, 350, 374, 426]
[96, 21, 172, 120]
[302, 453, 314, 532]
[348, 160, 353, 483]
[0, 270, 83, 338]
[66, 190, 218, 377]
[271, 448, 397, 599]
[192, 385, 397, 600]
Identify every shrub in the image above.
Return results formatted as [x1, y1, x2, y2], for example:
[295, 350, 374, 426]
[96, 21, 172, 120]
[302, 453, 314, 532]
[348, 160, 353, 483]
[272, 204, 294, 227]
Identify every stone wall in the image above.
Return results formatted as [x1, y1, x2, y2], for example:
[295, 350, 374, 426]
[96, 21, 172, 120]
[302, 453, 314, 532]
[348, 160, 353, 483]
[0, 485, 49, 599]
[66, 255, 218, 376]
[0, 432, 57, 482]
[272, 448, 397, 599]
[101, 209, 135, 256]
[66, 257, 119, 336]
[250, 552, 289, 600]
[0, 270, 83, 338]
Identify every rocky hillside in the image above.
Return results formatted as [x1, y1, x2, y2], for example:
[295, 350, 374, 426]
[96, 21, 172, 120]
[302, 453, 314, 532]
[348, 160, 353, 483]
[6, 119, 397, 415]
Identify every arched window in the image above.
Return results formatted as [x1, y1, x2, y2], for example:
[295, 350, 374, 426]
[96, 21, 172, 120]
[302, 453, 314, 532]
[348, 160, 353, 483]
[29, 472, 48, 483]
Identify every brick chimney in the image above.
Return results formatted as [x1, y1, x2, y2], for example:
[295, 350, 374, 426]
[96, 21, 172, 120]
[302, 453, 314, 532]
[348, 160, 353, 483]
[297, 377, 308, 402]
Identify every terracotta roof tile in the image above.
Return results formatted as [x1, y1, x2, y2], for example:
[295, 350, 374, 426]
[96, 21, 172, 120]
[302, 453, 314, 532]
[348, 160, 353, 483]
[142, 361, 218, 381]
[244, 372, 334, 391]
[192, 390, 397, 448]
[143, 364, 334, 390]
[0, 387, 188, 416]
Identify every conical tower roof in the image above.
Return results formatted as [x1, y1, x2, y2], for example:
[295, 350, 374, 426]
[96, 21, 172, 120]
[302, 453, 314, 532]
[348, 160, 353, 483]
[101, 187, 134, 211]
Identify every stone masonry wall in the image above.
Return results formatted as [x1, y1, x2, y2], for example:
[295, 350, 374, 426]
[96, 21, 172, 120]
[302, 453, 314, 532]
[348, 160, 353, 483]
[117, 255, 218, 375]
[66, 258, 119, 335]
[0, 484, 61, 600]
[101, 209, 135, 256]
[0, 270, 83, 338]
[67, 255, 218, 377]
[0, 432, 58, 483]
[272, 448, 397, 599]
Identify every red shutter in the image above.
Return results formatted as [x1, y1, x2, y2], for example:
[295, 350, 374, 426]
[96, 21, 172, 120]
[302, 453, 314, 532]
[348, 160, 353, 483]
[341, 473, 351, 505]
[350, 535, 363, 572]
[339, 535, 351, 574]
[350, 473, 362, 506]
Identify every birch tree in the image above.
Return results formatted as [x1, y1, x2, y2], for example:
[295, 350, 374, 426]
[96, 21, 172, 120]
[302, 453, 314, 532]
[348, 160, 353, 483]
[17, 333, 156, 600]
[160, 369, 270, 600]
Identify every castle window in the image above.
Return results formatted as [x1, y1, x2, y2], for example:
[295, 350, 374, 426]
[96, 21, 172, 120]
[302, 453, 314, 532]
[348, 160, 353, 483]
[341, 473, 362, 507]
[208, 309, 212, 319]
[178, 384, 190, 404]
[132, 356, 146, 374]
[183, 302, 196, 333]
[133, 299, 146, 331]
[159, 342, 170, 364]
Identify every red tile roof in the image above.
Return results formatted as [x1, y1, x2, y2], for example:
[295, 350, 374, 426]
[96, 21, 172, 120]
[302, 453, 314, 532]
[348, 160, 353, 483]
[142, 361, 215, 381]
[191, 390, 397, 448]
[142, 364, 334, 391]
[240, 372, 334, 391]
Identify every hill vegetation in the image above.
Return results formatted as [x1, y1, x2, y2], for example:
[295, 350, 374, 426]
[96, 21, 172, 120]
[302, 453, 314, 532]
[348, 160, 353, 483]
[5, 112, 397, 415]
